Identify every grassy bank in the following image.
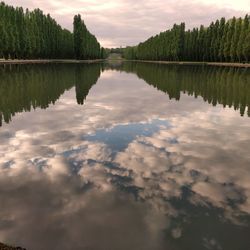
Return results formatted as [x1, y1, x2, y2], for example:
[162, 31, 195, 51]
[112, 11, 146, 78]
[126, 60, 250, 68]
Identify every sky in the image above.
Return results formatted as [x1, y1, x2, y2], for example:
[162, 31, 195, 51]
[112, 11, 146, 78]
[4, 0, 250, 48]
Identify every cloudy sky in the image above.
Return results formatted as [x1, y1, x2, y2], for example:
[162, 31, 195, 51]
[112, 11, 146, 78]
[4, 0, 250, 48]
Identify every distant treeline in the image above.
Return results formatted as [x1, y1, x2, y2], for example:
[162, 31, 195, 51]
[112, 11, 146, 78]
[123, 15, 250, 62]
[0, 1, 105, 59]
[0, 64, 101, 126]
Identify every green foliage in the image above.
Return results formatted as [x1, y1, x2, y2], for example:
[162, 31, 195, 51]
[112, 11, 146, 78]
[123, 46, 137, 59]
[123, 15, 250, 63]
[243, 27, 250, 61]
[0, 2, 102, 59]
[73, 14, 101, 59]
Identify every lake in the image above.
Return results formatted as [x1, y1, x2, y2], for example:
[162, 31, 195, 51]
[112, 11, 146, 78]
[0, 62, 250, 250]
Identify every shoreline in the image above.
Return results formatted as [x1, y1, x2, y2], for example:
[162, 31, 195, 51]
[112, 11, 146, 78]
[0, 242, 26, 250]
[1, 59, 250, 68]
[125, 59, 250, 68]
[0, 59, 105, 65]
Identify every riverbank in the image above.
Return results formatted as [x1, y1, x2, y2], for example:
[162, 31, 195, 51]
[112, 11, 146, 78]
[0, 59, 105, 65]
[126, 59, 250, 68]
[1, 59, 250, 68]
[0, 242, 26, 250]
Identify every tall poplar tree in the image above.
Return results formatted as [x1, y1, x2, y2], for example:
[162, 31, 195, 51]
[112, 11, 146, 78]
[123, 15, 250, 63]
[0, 2, 102, 60]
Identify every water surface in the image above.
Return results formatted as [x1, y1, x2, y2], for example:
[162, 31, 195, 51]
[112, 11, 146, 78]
[0, 62, 250, 250]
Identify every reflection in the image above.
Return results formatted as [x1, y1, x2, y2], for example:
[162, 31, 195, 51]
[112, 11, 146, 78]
[0, 127, 249, 250]
[111, 62, 250, 117]
[0, 62, 250, 250]
[1, 62, 249, 127]
[0, 145, 170, 250]
[75, 64, 101, 105]
[85, 119, 170, 152]
[0, 64, 101, 126]
[113, 121, 250, 250]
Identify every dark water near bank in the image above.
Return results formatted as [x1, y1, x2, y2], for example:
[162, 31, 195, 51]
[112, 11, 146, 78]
[0, 62, 250, 250]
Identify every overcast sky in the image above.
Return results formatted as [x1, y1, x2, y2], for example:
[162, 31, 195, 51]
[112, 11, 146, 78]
[4, 0, 250, 48]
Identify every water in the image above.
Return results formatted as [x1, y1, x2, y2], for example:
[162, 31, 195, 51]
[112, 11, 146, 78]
[0, 62, 250, 250]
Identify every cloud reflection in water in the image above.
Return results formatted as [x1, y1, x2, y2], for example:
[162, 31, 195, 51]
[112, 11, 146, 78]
[0, 64, 249, 250]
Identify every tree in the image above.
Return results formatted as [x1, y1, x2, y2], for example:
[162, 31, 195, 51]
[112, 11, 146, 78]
[230, 18, 242, 62]
[242, 26, 250, 62]
[237, 15, 249, 62]
[219, 20, 228, 61]
[0, 2, 101, 60]
[73, 14, 101, 60]
[123, 15, 249, 63]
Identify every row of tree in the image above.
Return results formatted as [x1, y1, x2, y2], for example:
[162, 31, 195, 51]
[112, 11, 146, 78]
[123, 15, 250, 62]
[0, 1, 104, 59]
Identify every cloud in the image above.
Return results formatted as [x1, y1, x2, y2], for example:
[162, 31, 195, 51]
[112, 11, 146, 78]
[4, 0, 250, 47]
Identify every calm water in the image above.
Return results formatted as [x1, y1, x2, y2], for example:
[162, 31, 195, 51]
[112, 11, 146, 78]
[0, 62, 250, 250]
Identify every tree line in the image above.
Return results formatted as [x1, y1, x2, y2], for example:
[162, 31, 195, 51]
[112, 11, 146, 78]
[0, 1, 104, 59]
[123, 15, 250, 62]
